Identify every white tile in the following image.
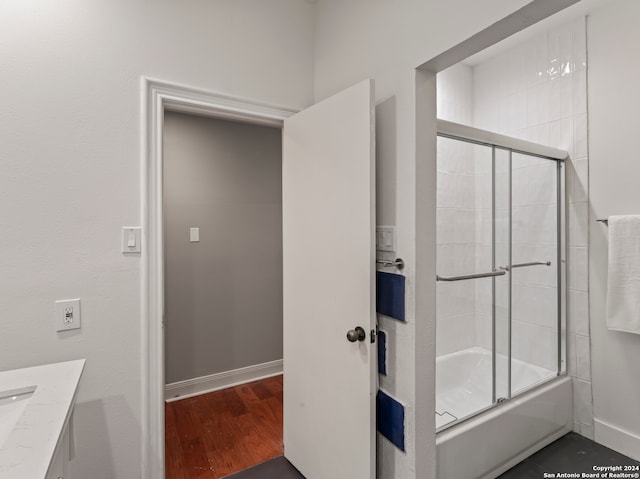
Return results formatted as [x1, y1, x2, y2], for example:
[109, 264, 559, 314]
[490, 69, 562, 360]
[525, 42, 539, 87]
[567, 332, 577, 377]
[573, 70, 587, 116]
[573, 378, 594, 426]
[535, 34, 549, 83]
[508, 91, 527, 132]
[559, 29, 573, 77]
[475, 209, 492, 245]
[512, 282, 558, 328]
[576, 334, 591, 381]
[568, 247, 588, 292]
[569, 201, 588, 247]
[574, 113, 588, 159]
[561, 75, 573, 119]
[538, 81, 549, 124]
[548, 78, 562, 122]
[569, 290, 590, 336]
[547, 29, 561, 81]
[512, 321, 554, 369]
[512, 204, 557, 246]
[572, 158, 588, 203]
[474, 313, 493, 350]
[436, 312, 476, 356]
[549, 118, 574, 158]
[527, 85, 540, 127]
[572, 17, 587, 72]
[534, 123, 550, 147]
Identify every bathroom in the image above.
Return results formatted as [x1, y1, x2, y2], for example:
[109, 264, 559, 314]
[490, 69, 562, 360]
[1, 0, 640, 478]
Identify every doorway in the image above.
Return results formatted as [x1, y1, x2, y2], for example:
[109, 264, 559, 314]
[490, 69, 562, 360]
[142, 78, 376, 479]
[162, 111, 285, 478]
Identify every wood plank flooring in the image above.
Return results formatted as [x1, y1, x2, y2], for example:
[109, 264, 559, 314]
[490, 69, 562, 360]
[165, 375, 284, 479]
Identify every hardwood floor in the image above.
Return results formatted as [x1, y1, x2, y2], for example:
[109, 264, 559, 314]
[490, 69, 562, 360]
[165, 375, 284, 479]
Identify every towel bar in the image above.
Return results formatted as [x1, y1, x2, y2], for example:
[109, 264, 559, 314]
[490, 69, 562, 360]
[377, 258, 404, 270]
[436, 270, 505, 282]
[498, 261, 551, 271]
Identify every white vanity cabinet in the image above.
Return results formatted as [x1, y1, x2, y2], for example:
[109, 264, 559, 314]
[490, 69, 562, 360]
[46, 425, 70, 479]
[0, 360, 85, 479]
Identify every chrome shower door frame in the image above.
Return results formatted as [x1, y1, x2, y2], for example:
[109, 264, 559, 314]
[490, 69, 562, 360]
[436, 120, 568, 431]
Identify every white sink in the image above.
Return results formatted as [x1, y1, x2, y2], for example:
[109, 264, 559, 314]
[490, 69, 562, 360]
[0, 386, 36, 448]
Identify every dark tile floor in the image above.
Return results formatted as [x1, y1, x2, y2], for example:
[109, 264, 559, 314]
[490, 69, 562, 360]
[224, 456, 305, 479]
[499, 432, 640, 478]
[226, 434, 639, 479]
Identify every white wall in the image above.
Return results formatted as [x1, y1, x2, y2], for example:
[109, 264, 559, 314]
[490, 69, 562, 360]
[0, 1, 314, 477]
[587, 0, 640, 461]
[313, 1, 531, 477]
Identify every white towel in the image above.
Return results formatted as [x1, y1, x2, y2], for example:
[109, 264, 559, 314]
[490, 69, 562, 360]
[606, 215, 640, 334]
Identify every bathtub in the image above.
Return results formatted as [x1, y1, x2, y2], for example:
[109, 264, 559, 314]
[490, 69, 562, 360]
[435, 347, 573, 479]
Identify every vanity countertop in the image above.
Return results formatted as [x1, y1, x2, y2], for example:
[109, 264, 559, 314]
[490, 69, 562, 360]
[0, 359, 85, 479]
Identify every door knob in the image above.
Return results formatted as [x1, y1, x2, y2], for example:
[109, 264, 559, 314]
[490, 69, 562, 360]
[346, 326, 366, 342]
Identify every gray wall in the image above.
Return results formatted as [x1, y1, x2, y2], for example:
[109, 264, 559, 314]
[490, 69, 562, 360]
[163, 111, 283, 384]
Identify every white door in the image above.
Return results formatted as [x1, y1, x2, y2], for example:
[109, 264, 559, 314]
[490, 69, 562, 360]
[282, 79, 376, 479]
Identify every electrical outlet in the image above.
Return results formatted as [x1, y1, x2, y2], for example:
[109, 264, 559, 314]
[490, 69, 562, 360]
[55, 299, 81, 332]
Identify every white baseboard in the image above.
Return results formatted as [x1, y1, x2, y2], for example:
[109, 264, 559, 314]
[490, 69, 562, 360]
[164, 359, 283, 402]
[594, 418, 640, 461]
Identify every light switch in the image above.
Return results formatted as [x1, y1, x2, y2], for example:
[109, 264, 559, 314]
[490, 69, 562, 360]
[190, 227, 200, 243]
[55, 298, 81, 332]
[122, 227, 141, 253]
[376, 226, 396, 252]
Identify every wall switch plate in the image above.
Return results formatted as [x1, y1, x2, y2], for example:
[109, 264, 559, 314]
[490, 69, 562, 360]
[376, 226, 396, 252]
[190, 227, 200, 242]
[122, 227, 141, 253]
[55, 298, 81, 332]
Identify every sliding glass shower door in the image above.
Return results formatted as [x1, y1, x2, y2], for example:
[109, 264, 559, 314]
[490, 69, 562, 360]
[435, 131, 566, 432]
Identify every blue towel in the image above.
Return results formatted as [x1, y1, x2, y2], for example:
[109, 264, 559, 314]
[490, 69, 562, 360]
[377, 390, 405, 451]
[377, 330, 387, 376]
[376, 271, 405, 321]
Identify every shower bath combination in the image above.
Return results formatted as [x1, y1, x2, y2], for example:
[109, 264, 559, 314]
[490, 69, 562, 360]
[434, 120, 571, 479]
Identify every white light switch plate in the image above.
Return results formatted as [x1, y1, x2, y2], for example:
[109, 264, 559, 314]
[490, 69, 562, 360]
[190, 227, 200, 242]
[376, 226, 396, 252]
[55, 298, 81, 332]
[122, 227, 141, 253]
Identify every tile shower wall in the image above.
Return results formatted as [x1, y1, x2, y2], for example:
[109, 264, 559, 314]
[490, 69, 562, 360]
[472, 18, 592, 438]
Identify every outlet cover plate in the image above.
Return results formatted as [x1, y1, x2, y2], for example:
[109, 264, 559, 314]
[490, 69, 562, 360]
[55, 298, 81, 332]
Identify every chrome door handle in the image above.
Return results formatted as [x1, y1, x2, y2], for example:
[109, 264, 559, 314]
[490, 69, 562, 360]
[346, 326, 366, 342]
[498, 261, 551, 271]
[436, 270, 505, 282]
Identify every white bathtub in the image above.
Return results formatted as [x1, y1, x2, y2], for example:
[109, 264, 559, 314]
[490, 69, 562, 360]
[435, 347, 573, 479]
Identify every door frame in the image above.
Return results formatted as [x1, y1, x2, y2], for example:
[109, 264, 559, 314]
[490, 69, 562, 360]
[141, 77, 297, 479]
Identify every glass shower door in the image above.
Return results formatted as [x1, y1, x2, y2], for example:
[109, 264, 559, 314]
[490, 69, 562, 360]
[435, 135, 565, 432]
[435, 138, 508, 428]
[509, 152, 563, 393]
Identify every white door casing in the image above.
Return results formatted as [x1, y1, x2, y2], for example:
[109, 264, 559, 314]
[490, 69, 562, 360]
[282, 79, 376, 479]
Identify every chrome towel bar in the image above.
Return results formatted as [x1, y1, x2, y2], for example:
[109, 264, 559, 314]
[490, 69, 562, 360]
[376, 258, 405, 270]
[436, 270, 505, 282]
[498, 261, 551, 271]
[437, 261, 551, 281]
